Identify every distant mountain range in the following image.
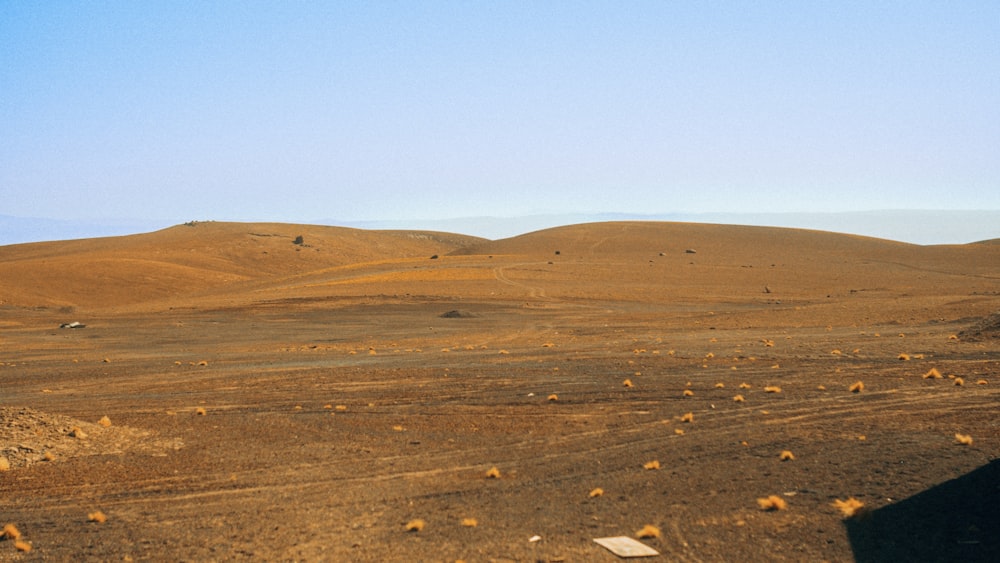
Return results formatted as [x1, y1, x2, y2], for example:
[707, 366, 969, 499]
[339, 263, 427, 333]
[2, 210, 998, 247]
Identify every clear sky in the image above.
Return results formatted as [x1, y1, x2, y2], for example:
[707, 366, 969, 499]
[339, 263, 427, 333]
[2, 1, 998, 228]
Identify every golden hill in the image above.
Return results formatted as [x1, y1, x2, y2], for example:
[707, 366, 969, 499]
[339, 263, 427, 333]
[0, 222, 484, 310]
[1, 221, 997, 316]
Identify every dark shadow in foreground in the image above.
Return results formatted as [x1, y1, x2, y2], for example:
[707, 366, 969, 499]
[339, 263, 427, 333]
[847, 458, 999, 562]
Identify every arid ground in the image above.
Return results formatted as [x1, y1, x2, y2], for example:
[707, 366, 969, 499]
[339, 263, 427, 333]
[2, 221, 998, 562]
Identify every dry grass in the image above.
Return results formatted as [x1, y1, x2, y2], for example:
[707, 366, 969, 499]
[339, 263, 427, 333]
[547, 393, 559, 402]
[779, 450, 795, 461]
[485, 466, 502, 479]
[643, 460, 661, 470]
[87, 511, 107, 524]
[635, 524, 661, 539]
[954, 377, 964, 386]
[898, 353, 911, 361]
[680, 412, 694, 423]
[764, 386, 782, 393]
[715, 382, 725, 388]
[195, 407, 207, 416]
[98, 415, 112, 427]
[623, 379, 633, 388]
[405, 519, 425, 532]
[14, 540, 32, 552]
[849, 381, 864, 393]
[0, 458, 9, 472]
[757, 495, 788, 511]
[69, 426, 87, 439]
[460, 518, 478, 528]
[2, 523, 22, 540]
[588, 487, 604, 498]
[832, 497, 866, 519]
[733, 394, 745, 403]
[683, 389, 694, 397]
[923, 367, 942, 379]
[954, 433, 973, 446]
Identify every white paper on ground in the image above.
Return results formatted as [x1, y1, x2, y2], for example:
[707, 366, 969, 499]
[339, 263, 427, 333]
[593, 536, 660, 557]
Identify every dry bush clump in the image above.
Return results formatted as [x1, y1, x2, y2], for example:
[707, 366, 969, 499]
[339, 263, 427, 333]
[954, 433, 973, 446]
[589, 487, 604, 498]
[680, 412, 694, 423]
[715, 382, 725, 388]
[635, 524, 661, 539]
[623, 379, 633, 388]
[460, 518, 478, 528]
[924, 368, 942, 379]
[764, 386, 782, 393]
[98, 416, 112, 427]
[683, 389, 694, 397]
[2, 523, 21, 540]
[898, 353, 911, 361]
[954, 377, 964, 386]
[0, 458, 9, 472]
[405, 519, 425, 532]
[832, 497, 866, 519]
[485, 466, 501, 479]
[757, 495, 788, 511]
[739, 382, 751, 389]
[733, 394, 745, 403]
[69, 426, 87, 439]
[779, 450, 795, 461]
[87, 511, 107, 523]
[849, 381, 864, 393]
[547, 393, 559, 402]
[643, 460, 661, 470]
[194, 407, 207, 416]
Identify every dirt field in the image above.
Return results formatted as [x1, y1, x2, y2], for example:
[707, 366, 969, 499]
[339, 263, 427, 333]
[2, 221, 998, 561]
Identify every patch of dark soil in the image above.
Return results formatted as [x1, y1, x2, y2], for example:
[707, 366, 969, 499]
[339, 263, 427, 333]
[958, 312, 1000, 341]
[439, 309, 478, 318]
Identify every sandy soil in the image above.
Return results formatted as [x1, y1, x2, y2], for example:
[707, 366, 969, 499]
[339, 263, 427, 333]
[1, 221, 998, 561]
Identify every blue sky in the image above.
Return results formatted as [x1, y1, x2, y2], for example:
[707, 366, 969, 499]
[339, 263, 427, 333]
[2, 1, 998, 230]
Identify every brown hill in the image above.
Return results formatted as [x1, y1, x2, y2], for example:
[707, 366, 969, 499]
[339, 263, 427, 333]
[1, 221, 997, 320]
[0, 222, 484, 311]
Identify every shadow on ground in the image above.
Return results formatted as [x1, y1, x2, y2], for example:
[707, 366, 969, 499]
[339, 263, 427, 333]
[847, 458, 1000, 562]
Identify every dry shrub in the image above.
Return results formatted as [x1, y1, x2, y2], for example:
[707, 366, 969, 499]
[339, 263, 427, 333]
[0, 458, 9, 472]
[674, 428, 685, 435]
[683, 389, 694, 397]
[195, 407, 207, 416]
[715, 382, 725, 388]
[643, 460, 660, 470]
[924, 368, 942, 379]
[739, 382, 751, 389]
[589, 487, 604, 498]
[14, 540, 32, 552]
[898, 353, 911, 361]
[680, 412, 694, 423]
[635, 524, 661, 539]
[832, 497, 866, 519]
[88, 511, 107, 523]
[623, 379, 633, 388]
[547, 394, 559, 402]
[955, 433, 973, 446]
[405, 519, 425, 532]
[97, 415, 112, 427]
[2, 523, 21, 540]
[779, 450, 795, 461]
[733, 394, 745, 403]
[461, 518, 478, 527]
[977, 379, 988, 385]
[69, 426, 87, 439]
[849, 381, 864, 393]
[757, 495, 787, 511]
[485, 466, 501, 479]
[954, 377, 964, 386]
[764, 386, 782, 393]
[43, 451, 55, 461]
